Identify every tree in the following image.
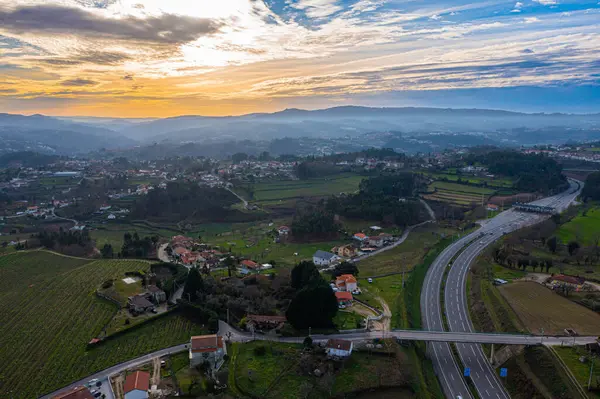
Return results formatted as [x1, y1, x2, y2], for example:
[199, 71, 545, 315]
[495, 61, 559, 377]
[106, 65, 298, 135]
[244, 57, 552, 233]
[303, 336, 313, 349]
[290, 261, 320, 290]
[331, 261, 359, 278]
[101, 243, 114, 258]
[546, 236, 558, 254]
[286, 281, 338, 329]
[568, 241, 580, 256]
[183, 267, 204, 302]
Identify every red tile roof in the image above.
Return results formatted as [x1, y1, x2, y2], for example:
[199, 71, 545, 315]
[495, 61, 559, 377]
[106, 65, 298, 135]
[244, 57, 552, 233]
[53, 386, 94, 399]
[335, 291, 353, 301]
[552, 274, 585, 285]
[191, 334, 224, 353]
[337, 274, 357, 284]
[326, 339, 352, 351]
[124, 371, 150, 393]
[353, 233, 367, 239]
[241, 260, 259, 269]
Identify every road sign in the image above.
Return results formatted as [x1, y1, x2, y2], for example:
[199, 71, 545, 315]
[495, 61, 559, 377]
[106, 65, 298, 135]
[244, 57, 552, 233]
[500, 368, 508, 377]
[464, 367, 471, 377]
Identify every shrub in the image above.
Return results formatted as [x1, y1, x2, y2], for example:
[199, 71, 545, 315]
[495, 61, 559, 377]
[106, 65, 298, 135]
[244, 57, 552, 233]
[253, 345, 267, 356]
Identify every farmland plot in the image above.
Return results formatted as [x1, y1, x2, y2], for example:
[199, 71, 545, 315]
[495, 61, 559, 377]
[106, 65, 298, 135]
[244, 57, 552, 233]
[0, 251, 202, 398]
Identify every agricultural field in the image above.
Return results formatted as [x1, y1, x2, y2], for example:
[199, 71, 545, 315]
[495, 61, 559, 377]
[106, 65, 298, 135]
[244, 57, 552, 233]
[423, 181, 496, 207]
[498, 282, 600, 335]
[420, 171, 515, 188]
[0, 251, 203, 398]
[333, 310, 364, 330]
[250, 174, 364, 203]
[557, 206, 600, 245]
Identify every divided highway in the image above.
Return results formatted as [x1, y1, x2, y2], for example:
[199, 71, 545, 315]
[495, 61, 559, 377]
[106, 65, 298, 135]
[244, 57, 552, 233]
[423, 179, 582, 399]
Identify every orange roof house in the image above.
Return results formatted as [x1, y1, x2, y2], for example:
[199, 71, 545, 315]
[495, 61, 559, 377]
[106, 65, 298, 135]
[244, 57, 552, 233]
[241, 260, 259, 269]
[124, 370, 150, 394]
[335, 291, 353, 303]
[191, 334, 224, 353]
[53, 386, 94, 399]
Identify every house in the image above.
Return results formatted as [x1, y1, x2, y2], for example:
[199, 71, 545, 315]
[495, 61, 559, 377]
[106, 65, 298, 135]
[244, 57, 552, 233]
[486, 204, 499, 211]
[107, 213, 116, 220]
[189, 334, 227, 369]
[277, 226, 291, 235]
[368, 235, 385, 248]
[240, 259, 260, 274]
[146, 285, 167, 304]
[128, 294, 155, 314]
[331, 244, 357, 258]
[551, 274, 586, 290]
[353, 233, 368, 242]
[313, 250, 340, 266]
[335, 291, 353, 306]
[378, 233, 394, 244]
[246, 315, 287, 331]
[336, 274, 358, 292]
[326, 339, 353, 358]
[52, 386, 94, 399]
[124, 370, 150, 399]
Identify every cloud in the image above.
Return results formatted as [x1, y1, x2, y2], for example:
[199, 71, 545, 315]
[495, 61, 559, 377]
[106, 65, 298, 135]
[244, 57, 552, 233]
[524, 17, 540, 23]
[521, 48, 535, 54]
[0, 88, 17, 94]
[61, 78, 98, 86]
[533, 0, 557, 5]
[122, 74, 134, 81]
[289, 0, 343, 19]
[430, 14, 442, 20]
[0, 5, 222, 45]
[511, 2, 523, 12]
[41, 50, 132, 66]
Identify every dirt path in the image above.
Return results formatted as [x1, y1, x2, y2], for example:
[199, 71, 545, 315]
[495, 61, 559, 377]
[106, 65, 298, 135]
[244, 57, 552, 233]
[151, 357, 161, 386]
[112, 375, 124, 399]
[377, 297, 392, 331]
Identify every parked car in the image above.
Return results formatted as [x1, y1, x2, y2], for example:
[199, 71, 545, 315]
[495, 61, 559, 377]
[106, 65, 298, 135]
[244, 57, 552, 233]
[368, 278, 373, 283]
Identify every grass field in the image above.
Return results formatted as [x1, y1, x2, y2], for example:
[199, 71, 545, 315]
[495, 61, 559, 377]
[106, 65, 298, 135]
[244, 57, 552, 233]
[333, 310, 364, 330]
[557, 206, 600, 245]
[498, 282, 600, 335]
[250, 174, 364, 203]
[421, 171, 515, 188]
[424, 181, 495, 207]
[554, 346, 600, 398]
[0, 251, 204, 398]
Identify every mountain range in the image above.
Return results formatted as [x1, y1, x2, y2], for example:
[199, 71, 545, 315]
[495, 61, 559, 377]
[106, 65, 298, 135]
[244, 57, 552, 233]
[1, 107, 599, 156]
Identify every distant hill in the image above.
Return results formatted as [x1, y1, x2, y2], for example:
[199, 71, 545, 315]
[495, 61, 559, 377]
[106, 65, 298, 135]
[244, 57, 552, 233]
[0, 113, 138, 155]
[0, 151, 62, 167]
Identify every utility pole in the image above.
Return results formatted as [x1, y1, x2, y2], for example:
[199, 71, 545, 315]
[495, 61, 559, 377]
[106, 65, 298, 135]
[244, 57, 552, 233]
[589, 355, 595, 391]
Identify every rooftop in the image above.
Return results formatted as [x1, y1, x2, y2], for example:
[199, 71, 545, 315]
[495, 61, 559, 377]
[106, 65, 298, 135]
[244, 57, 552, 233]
[191, 334, 224, 353]
[314, 250, 337, 260]
[124, 370, 150, 393]
[326, 338, 352, 351]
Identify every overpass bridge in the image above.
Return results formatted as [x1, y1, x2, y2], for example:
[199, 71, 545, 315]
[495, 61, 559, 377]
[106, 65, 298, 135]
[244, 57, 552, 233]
[513, 202, 556, 214]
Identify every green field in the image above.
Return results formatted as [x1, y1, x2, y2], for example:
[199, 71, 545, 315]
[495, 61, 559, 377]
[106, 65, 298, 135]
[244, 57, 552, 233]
[557, 206, 600, 245]
[424, 181, 496, 207]
[250, 174, 364, 203]
[554, 347, 600, 398]
[0, 251, 204, 398]
[333, 310, 364, 330]
[421, 171, 514, 188]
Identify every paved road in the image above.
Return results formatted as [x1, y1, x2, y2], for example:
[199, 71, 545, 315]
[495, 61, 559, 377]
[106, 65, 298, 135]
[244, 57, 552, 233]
[423, 179, 582, 399]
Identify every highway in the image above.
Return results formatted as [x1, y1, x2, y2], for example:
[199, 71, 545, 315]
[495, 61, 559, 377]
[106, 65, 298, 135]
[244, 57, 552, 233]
[423, 179, 582, 399]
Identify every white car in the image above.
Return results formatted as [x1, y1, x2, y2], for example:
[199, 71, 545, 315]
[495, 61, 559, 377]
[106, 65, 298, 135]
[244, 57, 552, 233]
[368, 278, 373, 283]
[88, 379, 99, 387]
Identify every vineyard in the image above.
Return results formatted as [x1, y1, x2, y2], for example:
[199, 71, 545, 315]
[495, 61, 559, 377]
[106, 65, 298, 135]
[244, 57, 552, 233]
[423, 181, 495, 207]
[0, 251, 204, 398]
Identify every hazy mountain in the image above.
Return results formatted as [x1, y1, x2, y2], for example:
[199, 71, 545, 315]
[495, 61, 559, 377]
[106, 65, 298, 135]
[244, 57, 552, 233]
[0, 113, 138, 155]
[114, 106, 600, 143]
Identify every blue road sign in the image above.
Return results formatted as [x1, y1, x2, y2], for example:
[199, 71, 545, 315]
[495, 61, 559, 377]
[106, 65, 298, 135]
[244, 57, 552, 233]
[500, 368, 508, 377]
[464, 367, 471, 377]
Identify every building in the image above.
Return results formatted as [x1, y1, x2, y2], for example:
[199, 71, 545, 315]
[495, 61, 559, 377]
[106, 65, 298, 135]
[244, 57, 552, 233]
[127, 294, 155, 314]
[313, 250, 340, 266]
[107, 213, 116, 220]
[353, 233, 368, 242]
[124, 370, 150, 399]
[368, 236, 385, 248]
[146, 285, 167, 304]
[277, 226, 291, 235]
[189, 334, 226, 369]
[335, 291, 353, 306]
[335, 274, 358, 292]
[551, 274, 586, 290]
[326, 339, 353, 358]
[486, 204, 499, 211]
[240, 259, 260, 274]
[52, 386, 94, 399]
[331, 244, 357, 258]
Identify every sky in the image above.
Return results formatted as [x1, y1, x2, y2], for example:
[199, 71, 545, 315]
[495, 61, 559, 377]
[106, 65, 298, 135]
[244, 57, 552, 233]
[0, 0, 599, 117]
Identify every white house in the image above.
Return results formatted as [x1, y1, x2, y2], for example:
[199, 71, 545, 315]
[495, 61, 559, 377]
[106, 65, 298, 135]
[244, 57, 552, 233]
[107, 213, 116, 220]
[313, 250, 340, 266]
[124, 371, 149, 399]
[326, 339, 353, 358]
[277, 226, 291, 235]
[335, 274, 358, 292]
[189, 335, 227, 370]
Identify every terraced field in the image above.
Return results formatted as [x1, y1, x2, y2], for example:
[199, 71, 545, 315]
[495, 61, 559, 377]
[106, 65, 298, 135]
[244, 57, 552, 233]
[251, 174, 364, 203]
[0, 251, 203, 398]
[423, 181, 496, 207]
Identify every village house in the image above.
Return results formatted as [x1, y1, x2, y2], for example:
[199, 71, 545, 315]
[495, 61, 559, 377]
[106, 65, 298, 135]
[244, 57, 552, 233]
[124, 370, 150, 399]
[189, 334, 226, 370]
[353, 233, 368, 242]
[335, 291, 353, 307]
[331, 244, 357, 258]
[550, 274, 586, 291]
[368, 235, 384, 248]
[277, 225, 291, 235]
[313, 250, 340, 266]
[486, 204, 499, 211]
[240, 259, 260, 274]
[246, 315, 287, 331]
[127, 294, 155, 314]
[52, 386, 94, 399]
[326, 339, 353, 359]
[146, 285, 167, 304]
[335, 274, 358, 292]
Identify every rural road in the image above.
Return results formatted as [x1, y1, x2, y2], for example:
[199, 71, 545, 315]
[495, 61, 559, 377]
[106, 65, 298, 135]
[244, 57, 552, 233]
[423, 179, 582, 399]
